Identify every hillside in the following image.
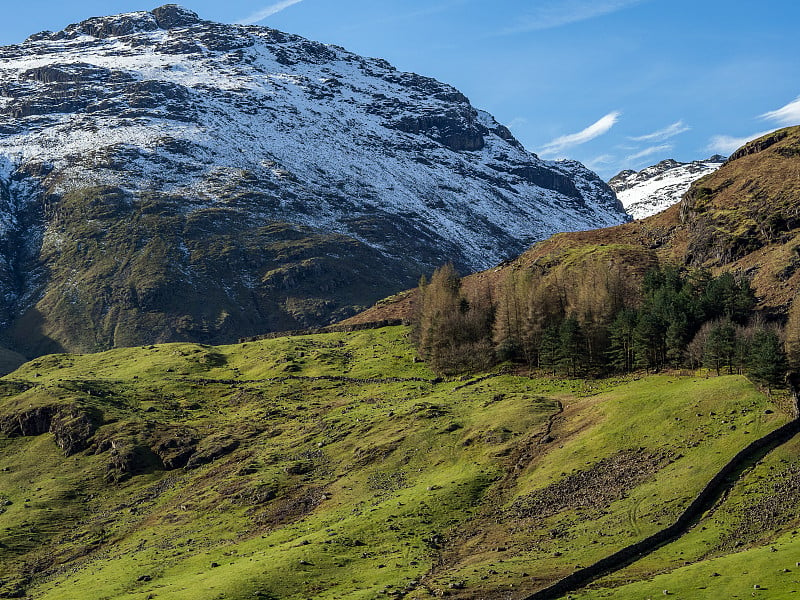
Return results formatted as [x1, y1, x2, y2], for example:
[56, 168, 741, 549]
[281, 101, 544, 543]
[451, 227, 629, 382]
[609, 155, 725, 219]
[0, 4, 628, 358]
[350, 126, 800, 325]
[522, 126, 800, 316]
[0, 325, 797, 599]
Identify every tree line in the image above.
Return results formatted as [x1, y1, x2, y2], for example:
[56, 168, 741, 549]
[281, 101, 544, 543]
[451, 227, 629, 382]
[412, 261, 799, 389]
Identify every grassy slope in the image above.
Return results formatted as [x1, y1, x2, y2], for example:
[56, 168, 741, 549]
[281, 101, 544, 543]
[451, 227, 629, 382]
[574, 435, 800, 599]
[0, 326, 795, 599]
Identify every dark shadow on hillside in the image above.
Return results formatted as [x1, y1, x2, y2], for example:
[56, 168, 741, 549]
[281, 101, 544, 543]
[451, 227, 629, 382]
[9, 307, 66, 358]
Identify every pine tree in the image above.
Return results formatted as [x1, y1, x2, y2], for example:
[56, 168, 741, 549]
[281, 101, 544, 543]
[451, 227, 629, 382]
[493, 270, 529, 362]
[538, 324, 561, 375]
[409, 273, 428, 348]
[608, 308, 638, 372]
[524, 278, 565, 368]
[633, 309, 667, 371]
[558, 317, 586, 377]
[665, 311, 690, 367]
[701, 272, 756, 324]
[415, 263, 461, 369]
[572, 258, 616, 370]
[413, 263, 495, 374]
[747, 328, 787, 388]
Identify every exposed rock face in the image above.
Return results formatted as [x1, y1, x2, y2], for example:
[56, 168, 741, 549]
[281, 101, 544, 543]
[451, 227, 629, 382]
[151, 5, 202, 30]
[0, 405, 57, 437]
[0, 403, 99, 455]
[50, 407, 99, 455]
[186, 433, 240, 469]
[610, 156, 726, 219]
[150, 427, 200, 470]
[728, 132, 788, 162]
[0, 5, 628, 354]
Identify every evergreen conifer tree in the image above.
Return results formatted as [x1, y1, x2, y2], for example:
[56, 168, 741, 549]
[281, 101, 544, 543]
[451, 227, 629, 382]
[747, 328, 787, 388]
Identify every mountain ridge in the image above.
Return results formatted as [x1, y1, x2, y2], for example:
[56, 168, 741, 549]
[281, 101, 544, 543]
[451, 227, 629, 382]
[0, 4, 629, 356]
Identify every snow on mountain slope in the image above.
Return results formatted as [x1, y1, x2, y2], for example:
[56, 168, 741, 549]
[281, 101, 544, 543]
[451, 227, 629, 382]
[609, 156, 725, 220]
[0, 5, 626, 267]
[0, 5, 631, 352]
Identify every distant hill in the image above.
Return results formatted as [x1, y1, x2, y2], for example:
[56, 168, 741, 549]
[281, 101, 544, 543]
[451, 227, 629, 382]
[0, 4, 627, 357]
[609, 155, 726, 219]
[0, 346, 25, 375]
[351, 127, 800, 323]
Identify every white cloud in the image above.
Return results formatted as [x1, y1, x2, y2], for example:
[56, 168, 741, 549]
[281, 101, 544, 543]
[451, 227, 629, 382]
[540, 111, 621, 157]
[761, 96, 800, 126]
[238, 0, 304, 25]
[504, 0, 643, 34]
[625, 144, 673, 162]
[706, 130, 773, 155]
[629, 120, 690, 142]
[705, 97, 799, 156]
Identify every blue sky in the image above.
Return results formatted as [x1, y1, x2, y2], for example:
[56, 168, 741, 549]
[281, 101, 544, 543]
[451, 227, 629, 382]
[2, 1, 799, 178]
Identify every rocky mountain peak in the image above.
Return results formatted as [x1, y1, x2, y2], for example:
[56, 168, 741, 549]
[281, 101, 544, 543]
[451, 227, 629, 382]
[24, 4, 201, 43]
[151, 5, 202, 29]
[609, 156, 726, 219]
[0, 7, 629, 354]
[652, 158, 681, 171]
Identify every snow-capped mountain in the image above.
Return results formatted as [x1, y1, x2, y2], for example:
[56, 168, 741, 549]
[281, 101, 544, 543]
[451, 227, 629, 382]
[0, 5, 629, 354]
[610, 156, 726, 219]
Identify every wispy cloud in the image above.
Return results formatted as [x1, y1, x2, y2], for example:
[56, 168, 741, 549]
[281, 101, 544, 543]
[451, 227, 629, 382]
[503, 0, 643, 34]
[238, 0, 304, 25]
[629, 120, 690, 143]
[761, 96, 800, 126]
[706, 131, 773, 155]
[540, 111, 621, 157]
[625, 144, 673, 162]
[705, 97, 800, 155]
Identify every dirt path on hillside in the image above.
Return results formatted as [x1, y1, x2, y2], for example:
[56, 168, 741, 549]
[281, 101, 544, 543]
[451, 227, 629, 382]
[414, 395, 579, 597]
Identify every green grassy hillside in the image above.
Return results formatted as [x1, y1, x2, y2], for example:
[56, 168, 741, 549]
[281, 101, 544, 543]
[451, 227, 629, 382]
[574, 434, 800, 598]
[0, 326, 797, 599]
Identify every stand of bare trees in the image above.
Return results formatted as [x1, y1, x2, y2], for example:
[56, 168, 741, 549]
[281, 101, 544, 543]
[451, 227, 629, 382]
[411, 264, 495, 375]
